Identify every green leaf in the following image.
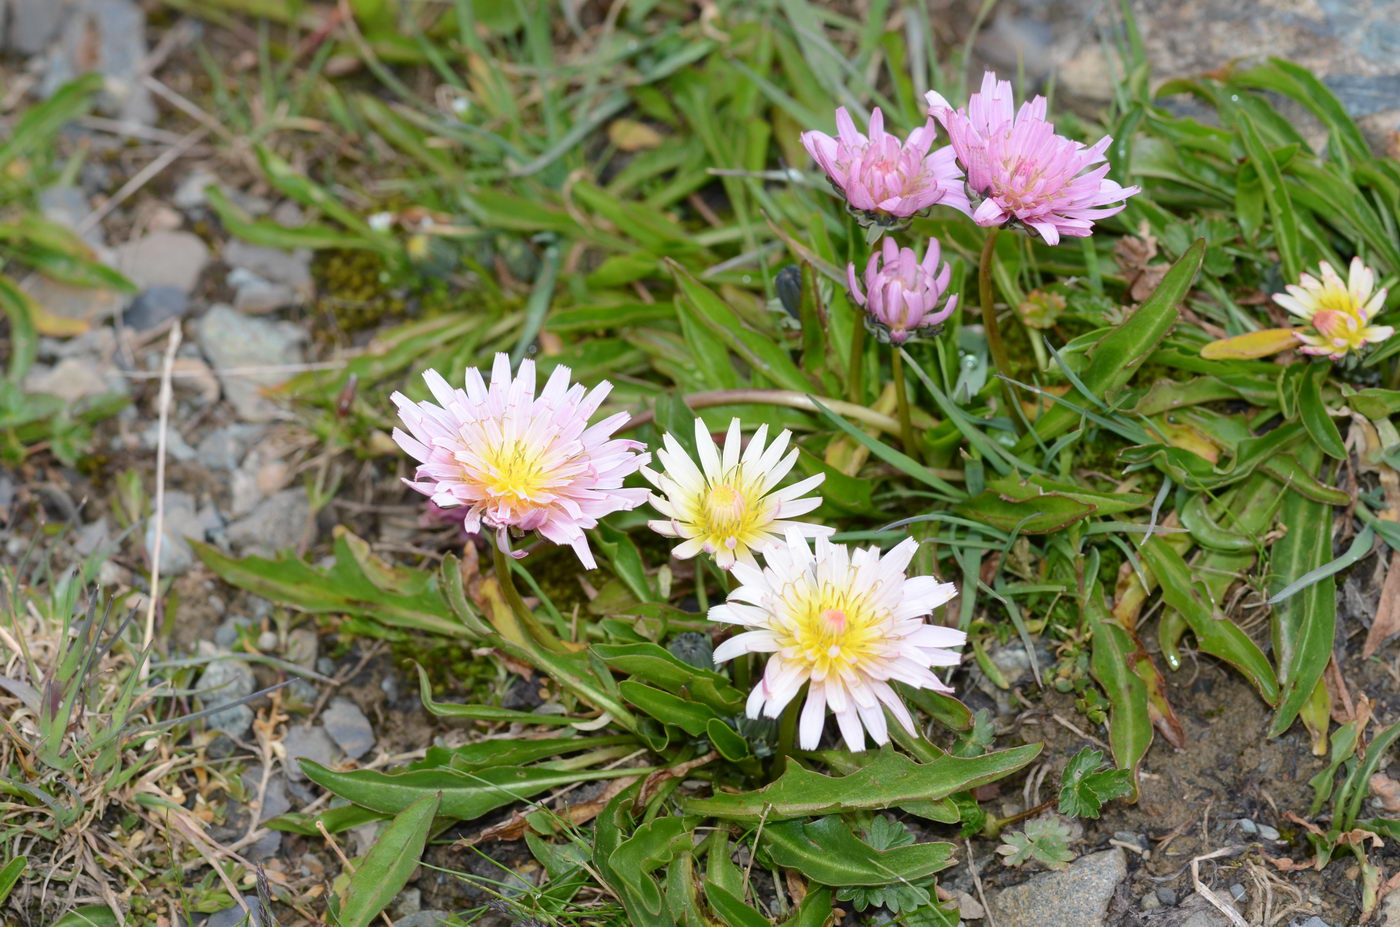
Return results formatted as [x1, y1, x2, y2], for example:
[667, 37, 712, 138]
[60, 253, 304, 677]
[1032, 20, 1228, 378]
[1298, 365, 1346, 460]
[193, 529, 465, 637]
[780, 886, 833, 927]
[1082, 582, 1152, 798]
[1269, 448, 1339, 737]
[955, 481, 1096, 534]
[704, 879, 770, 927]
[594, 642, 745, 715]
[0, 856, 26, 907]
[1347, 388, 1400, 421]
[414, 664, 587, 726]
[337, 793, 439, 927]
[681, 744, 1040, 823]
[668, 259, 814, 394]
[48, 906, 119, 927]
[1139, 536, 1279, 702]
[0, 277, 36, 385]
[0, 74, 101, 175]
[1057, 747, 1134, 819]
[607, 815, 695, 923]
[997, 817, 1073, 870]
[300, 759, 648, 822]
[1235, 112, 1302, 280]
[762, 816, 954, 886]
[1020, 239, 1206, 450]
[619, 680, 721, 735]
[206, 185, 380, 252]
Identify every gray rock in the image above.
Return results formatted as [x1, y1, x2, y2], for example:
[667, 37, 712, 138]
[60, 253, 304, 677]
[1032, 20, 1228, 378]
[195, 424, 266, 472]
[1237, 818, 1258, 835]
[22, 276, 124, 327]
[114, 231, 210, 294]
[285, 628, 318, 668]
[173, 169, 217, 211]
[206, 896, 269, 927]
[195, 305, 305, 421]
[1257, 823, 1280, 841]
[123, 286, 191, 331]
[988, 848, 1127, 927]
[5, 0, 70, 55]
[986, 0, 1400, 151]
[322, 697, 375, 760]
[73, 517, 109, 557]
[1173, 897, 1242, 927]
[40, 0, 155, 126]
[197, 648, 256, 738]
[39, 185, 102, 247]
[1383, 890, 1400, 927]
[228, 267, 301, 313]
[140, 423, 197, 463]
[1141, 891, 1160, 911]
[395, 913, 450, 927]
[283, 723, 340, 781]
[392, 888, 423, 918]
[222, 240, 313, 297]
[240, 770, 292, 823]
[214, 616, 255, 649]
[285, 679, 318, 712]
[1157, 886, 1178, 905]
[23, 356, 126, 403]
[242, 829, 282, 862]
[1295, 917, 1331, 927]
[143, 490, 211, 575]
[226, 489, 310, 557]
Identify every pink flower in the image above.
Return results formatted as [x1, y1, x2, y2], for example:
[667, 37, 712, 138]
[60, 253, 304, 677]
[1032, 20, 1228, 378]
[801, 106, 971, 221]
[391, 353, 650, 568]
[847, 236, 958, 343]
[710, 530, 964, 752]
[926, 72, 1139, 244]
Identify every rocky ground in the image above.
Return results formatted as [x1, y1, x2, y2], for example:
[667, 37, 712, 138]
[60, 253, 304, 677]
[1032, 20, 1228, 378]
[2, 1, 1400, 926]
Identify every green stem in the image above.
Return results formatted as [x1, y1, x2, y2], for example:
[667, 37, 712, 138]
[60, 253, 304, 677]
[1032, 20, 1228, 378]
[846, 312, 867, 405]
[891, 346, 918, 454]
[492, 542, 570, 653]
[978, 228, 1020, 427]
[774, 694, 801, 775]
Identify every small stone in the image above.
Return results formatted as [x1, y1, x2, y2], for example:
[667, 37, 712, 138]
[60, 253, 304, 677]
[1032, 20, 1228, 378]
[173, 169, 217, 210]
[214, 616, 254, 649]
[23, 356, 127, 403]
[195, 424, 267, 472]
[228, 267, 300, 313]
[1141, 891, 1161, 911]
[395, 913, 450, 927]
[242, 829, 282, 861]
[41, 0, 156, 125]
[285, 628, 318, 667]
[952, 890, 984, 920]
[316, 657, 336, 676]
[73, 517, 109, 557]
[6, 0, 69, 54]
[114, 230, 210, 294]
[1157, 886, 1178, 905]
[206, 897, 269, 927]
[1296, 917, 1331, 927]
[283, 723, 341, 781]
[39, 186, 102, 247]
[143, 490, 208, 575]
[197, 647, 256, 738]
[226, 489, 310, 557]
[240, 770, 292, 823]
[123, 286, 190, 331]
[256, 630, 278, 652]
[223, 241, 314, 296]
[1257, 823, 1281, 841]
[988, 848, 1126, 927]
[139, 423, 197, 462]
[322, 697, 375, 760]
[392, 888, 422, 918]
[285, 679, 318, 712]
[1238, 818, 1258, 835]
[195, 305, 305, 421]
[1383, 891, 1400, 926]
[1229, 883, 1246, 901]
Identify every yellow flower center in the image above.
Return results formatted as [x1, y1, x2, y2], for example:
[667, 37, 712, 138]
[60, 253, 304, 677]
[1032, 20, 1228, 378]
[477, 440, 551, 500]
[692, 475, 770, 550]
[780, 585, 883, 678]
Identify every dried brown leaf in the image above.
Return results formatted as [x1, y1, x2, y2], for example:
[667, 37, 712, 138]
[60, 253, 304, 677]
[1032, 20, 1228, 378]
[1363, 551, 1400, 658]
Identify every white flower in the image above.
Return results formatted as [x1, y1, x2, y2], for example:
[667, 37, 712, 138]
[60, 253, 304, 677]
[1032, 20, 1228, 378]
[642, 418, 831, 570]
[1273, 257, 1393, 359]
[710, 531, 964, 752]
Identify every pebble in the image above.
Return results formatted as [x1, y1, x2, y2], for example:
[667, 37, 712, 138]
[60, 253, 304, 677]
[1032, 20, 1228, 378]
[228, 267, 301, 313]
[283, 723, 340, 781]
[114, 230, 210, 293]
[223, 240, 314, 297]
[1229, 883, 1246, 902]
[226, 488, 310, 557]
[256, 630, 278, 652]
[214, 616, 255, 649]
[988, 848, 1126, 927]
[285, 628, 319, 667]
[206, 897, 269, 927]
[1295, 917, 1332, 927]
[197, 646, 256, 738]
[40, 0, 156, 125]
[195, 424, 267, 472]
[195, 305, 306, 421]
[322, 697, 375, 760]
[1257, 823, 1281, 841]
[39, 186, 103, 247]
[241, 769, 292, 823]
[392, 888, 423, 918]
[173, 169, 217, 211]
[23, 357, 127, 403]
[4, 0, 67, 54]
[1383, 891, 1400, 926]
[123, 286, 191, 331]
[1141, 891, 1160, 911]
[1157, 886, 1178, 905]
[1238, 818, 1258, 835]
[143, 490, 213, 575]
[139, 423, 197, 462]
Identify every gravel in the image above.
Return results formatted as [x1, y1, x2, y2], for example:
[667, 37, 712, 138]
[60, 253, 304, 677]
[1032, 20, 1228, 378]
[988, 848, 1127, 927]
[322, 697, 375, 760]
[196, 647, 256, 738]
[195, 305, 306, 422]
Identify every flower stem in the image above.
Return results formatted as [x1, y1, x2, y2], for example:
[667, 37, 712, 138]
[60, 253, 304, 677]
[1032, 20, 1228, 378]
[978, 228, 1020, 427]
[891, 346, 918, 454]
[774, 695, 801, 775]
[492, 542, 571, 653]
[846, 312, 867, 405]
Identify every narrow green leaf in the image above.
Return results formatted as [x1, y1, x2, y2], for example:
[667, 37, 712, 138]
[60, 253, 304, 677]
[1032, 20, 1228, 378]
[300, 760, 648, 822]
[1298, 365, 1346, 460]
[1269, 450, 1340, 736]
[1082, 582, 1151, 798]
[1020, 239, 1206, 449]
[762, 817, 954, 886]
[704, 879, 770, 927]
[680, 744, 1040, 822]
[337, 793, 440, 927]
[48, 906, 118, 927]
[1236, 113, 1302, 280]
[0, 277, 36, 384]
[414, 664, 586, 726]
[0, 856, 26, 907]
